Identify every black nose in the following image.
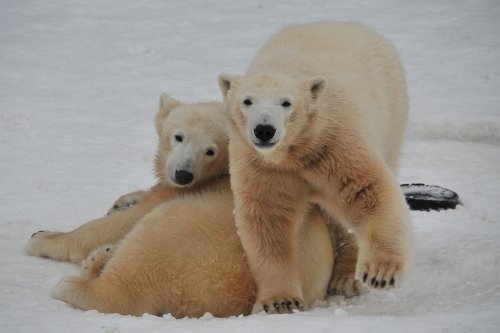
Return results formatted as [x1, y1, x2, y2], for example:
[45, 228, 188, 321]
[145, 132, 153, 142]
[254, 124, 276, 142]
[175, 170, 194, 185]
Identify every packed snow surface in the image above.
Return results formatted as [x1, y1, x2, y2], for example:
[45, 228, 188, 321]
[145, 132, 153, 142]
[1, 1, 499, 332]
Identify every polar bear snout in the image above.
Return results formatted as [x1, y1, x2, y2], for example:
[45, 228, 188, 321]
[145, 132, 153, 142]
[253, 124, 277, 146]
[174, 169, 194, 186]
[247, 109, 284, 150]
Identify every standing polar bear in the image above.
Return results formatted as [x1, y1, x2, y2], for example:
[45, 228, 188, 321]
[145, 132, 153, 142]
[218, 21, 412, 313]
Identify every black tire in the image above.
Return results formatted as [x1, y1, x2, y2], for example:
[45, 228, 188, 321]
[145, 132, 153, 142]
[401, 183, 460, 211]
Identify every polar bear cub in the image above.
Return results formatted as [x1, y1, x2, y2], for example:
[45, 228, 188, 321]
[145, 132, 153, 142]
[219, 21, 412, 313]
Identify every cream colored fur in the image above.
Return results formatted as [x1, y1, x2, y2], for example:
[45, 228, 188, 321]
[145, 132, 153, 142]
[52, 193, 333, 318]
[218, 21, 412, 313]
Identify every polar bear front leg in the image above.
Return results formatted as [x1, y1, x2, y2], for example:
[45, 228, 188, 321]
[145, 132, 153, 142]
[327, 222, 363, 297]
[106, 190, 148, 215]
[336, 162, 412, 290]
[232, 170, 309, 314]
[26, 190, 164, 263]
[238, 213, 306, 314]
[354, 203, 411, 289]
[26, 225, 111, 264]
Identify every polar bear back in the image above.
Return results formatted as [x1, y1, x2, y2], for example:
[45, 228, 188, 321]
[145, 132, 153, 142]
[246, 22, 408, 170]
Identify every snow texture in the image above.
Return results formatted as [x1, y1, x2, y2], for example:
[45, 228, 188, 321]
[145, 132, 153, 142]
[1, 0, 500, 332]
[401, 184, 457, 200]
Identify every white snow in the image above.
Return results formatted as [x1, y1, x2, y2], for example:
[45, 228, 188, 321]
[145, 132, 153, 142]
[1, 0, 500, 332]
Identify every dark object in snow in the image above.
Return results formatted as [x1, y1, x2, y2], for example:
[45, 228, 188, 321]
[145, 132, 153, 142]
[401, 183, 460, 211]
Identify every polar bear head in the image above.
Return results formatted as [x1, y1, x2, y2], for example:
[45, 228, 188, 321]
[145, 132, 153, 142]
[154, 93, 229, 187]
[218, 73, 327, 159]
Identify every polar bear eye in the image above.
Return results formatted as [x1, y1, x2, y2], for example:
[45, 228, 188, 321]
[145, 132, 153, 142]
[206, 148, 215, 156]
[281, 100, 291, 107]
[243, 98, 253, 106]
[174, 134, 183, 142]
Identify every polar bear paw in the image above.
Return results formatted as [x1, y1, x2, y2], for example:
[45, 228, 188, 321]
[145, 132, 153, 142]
[26, 230, 67, 260]
[106, 190, 147, 215]
[253, 297, 305, 314]
[355, 251, 405, 289]
[82, 245, 114, 279]
[328, 273, 366, 297]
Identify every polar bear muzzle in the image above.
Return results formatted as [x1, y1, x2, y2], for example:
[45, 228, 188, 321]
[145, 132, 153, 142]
[174, 169, 194, 186]
[253, 124, 277, 147]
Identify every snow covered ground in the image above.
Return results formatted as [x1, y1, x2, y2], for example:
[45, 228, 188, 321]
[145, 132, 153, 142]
[1, 0, 500, 332]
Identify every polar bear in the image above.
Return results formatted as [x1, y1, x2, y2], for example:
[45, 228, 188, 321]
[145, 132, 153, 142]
[218, 21, 412, 313]
[26, 94, 230, 263]
[52, 192, 333, 318]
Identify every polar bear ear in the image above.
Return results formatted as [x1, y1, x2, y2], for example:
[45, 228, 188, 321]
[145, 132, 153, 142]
[159, 93, 181, 112]
[218, 73, 239, 100]
[155, 93, 181, 136]
[308, 76, 327, 101]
